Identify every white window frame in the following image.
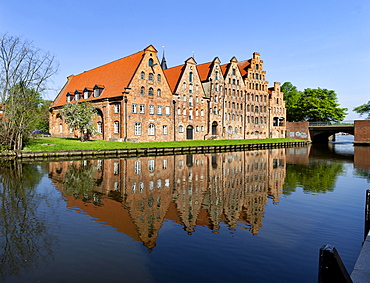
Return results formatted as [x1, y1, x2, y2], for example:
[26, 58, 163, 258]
[134, 122, 142, 136]
[148, 124, 155, 136]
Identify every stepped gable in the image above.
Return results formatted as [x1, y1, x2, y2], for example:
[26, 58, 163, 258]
[163, 64, 184, 93]
[52, 49, 146, 108]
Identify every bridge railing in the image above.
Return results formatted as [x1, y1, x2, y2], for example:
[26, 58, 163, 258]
[309, 120, 354, 126]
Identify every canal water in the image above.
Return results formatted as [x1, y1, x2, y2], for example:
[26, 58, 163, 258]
[1, 136, 369, 282]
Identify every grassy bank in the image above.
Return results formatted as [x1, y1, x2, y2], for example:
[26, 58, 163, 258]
[23, 137, 305, 152]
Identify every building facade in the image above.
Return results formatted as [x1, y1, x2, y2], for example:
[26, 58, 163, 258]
[49, 45, 286, 141]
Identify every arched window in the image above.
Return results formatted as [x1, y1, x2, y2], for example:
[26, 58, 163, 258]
[149, 58, 154, 66]
[140, 86, 145, 95]
[183, 82, 186, 89]
[179, 125, 184, 133]
[157, 74, 161, 82]
[189, 96, 193, 106]
[134, 122, 142, 136]
[256, 64, 259, 70]
[213, 107, 217, 114]
[255, 106, 258, 113]
[140, 71, 145, 79]
[149, 73, 154, 81]
[215, 71, 219, 80]
[157, 89, 161, 96]
[189, 72, 193, 82]
[201, 109, 204, 117]
[148, 87, 154, 96]
[215, 83, 218, 91]
[255, 117, 259, 124]
[148, 124, 155, 136]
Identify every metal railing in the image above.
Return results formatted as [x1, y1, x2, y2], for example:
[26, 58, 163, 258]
[309, 120, 354, 126]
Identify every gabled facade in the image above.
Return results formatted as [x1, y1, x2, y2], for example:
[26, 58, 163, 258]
[50, 45, 286, 142]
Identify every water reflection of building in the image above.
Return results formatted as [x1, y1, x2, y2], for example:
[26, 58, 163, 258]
[49, 149, 286, 249]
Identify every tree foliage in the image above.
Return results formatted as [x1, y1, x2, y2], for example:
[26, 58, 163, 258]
[353, 101, 370, 119]
[0, 33, 58, 150]
[282, 82, 347, 123]
[62, 102, 97, 142]
[0, 83, 47, 150]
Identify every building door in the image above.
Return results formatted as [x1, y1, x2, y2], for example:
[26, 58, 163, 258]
[186, 125, 193, 140]
[212, 121, 218, 135]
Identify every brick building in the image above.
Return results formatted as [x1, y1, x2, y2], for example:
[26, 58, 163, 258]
[49, 45, 286, 141]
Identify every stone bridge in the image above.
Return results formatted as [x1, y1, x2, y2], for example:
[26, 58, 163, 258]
[308, 124, 354, 143]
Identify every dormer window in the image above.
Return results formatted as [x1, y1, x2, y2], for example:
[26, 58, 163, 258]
[74, 90, 81, 101]
[93, 85, 104, 98]
[66, 92, 73, 103]
[83, 88, 92, 99]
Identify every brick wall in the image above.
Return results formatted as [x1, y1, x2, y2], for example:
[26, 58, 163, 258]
[285, 122, 311, 141]
[354, 120, 370, 145]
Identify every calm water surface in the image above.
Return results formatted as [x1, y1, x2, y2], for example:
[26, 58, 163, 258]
[1, 136, 370, 282]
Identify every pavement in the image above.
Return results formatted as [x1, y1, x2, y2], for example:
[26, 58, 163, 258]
[351, 231, 370, 282]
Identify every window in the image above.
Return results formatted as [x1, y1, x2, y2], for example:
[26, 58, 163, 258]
[132, 104, 137, 113]
[157, 106, 162, 115]
[93, 86, 103, 98]
[232, 79, 236, 85]
[148, 159, 155, 172]
[189, 84, 193, 93]
[74, 92, 80, 101]
[189, 72, 193, 82]
[177, 108, 181, 115]
[215, 71, 219, 80]
[255, 106, 258, 113]
[255, 117, 259, 124]
[215, 83, 218, 91]
[196, 126, 199, 132]
[114, 104, 120, 113]
[256, 64, 259, 70]
[67, 94, 71, 103]
[163, 159, 168, 169]
[163, 125, 168, 135]
[157, 74, 161, 82]
[149, 105, 155, 115]
[140, 71, 145, 79]
[157, 89, 161, 96]
[84, 91, 89, 99]
[148, 124, 155, 136]
[179, 125, 184, 133]
[114, 121, 119, 134]
[148, 87, 154, 96]
[134, 122, 142, 136]
[201, 126, 204, 132]
[140, 104, 145, 114]
[183, 95, 186, 102]
[165, 106, 170, 115]
[232, 68, 236, 75]
[149, 73, 154, 81]
[183, 108, 186, 116]
[214, 107, 217, 114]
[149, 58, 154, 66]
[114, 162, 119, 175]
[196, 96, 199, 103]
[189, 96, 193, 106]
[256, 74, 259, 79]
[134, 160, 141, 174]
[97, 122, 102, 134]
[183, 82, 186, 90]
[200, 109, 204, 117]
[141, 86, 145, 95]
[59, 124, 63, 134]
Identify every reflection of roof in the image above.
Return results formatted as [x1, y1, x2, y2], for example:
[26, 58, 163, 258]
[52, 50, 145, 108]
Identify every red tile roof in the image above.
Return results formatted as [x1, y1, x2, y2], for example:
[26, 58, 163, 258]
[237, 60, 251, 77]
[52, 50, 145, 107]
[196, 62, 212, 82]
[163, 64, 184, 93]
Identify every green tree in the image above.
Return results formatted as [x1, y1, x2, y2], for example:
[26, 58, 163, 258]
[297, 88, 347, 122]
[62, 102, 97, 142]
[281, 82, 303, 122]
[353, 101, 370, 119]
[0, 83, 46, 150]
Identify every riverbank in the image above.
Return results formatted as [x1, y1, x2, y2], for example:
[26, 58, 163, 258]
[1, 138, 309, 161]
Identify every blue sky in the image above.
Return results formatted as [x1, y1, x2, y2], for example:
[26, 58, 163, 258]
[1, 0, 369, 120]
